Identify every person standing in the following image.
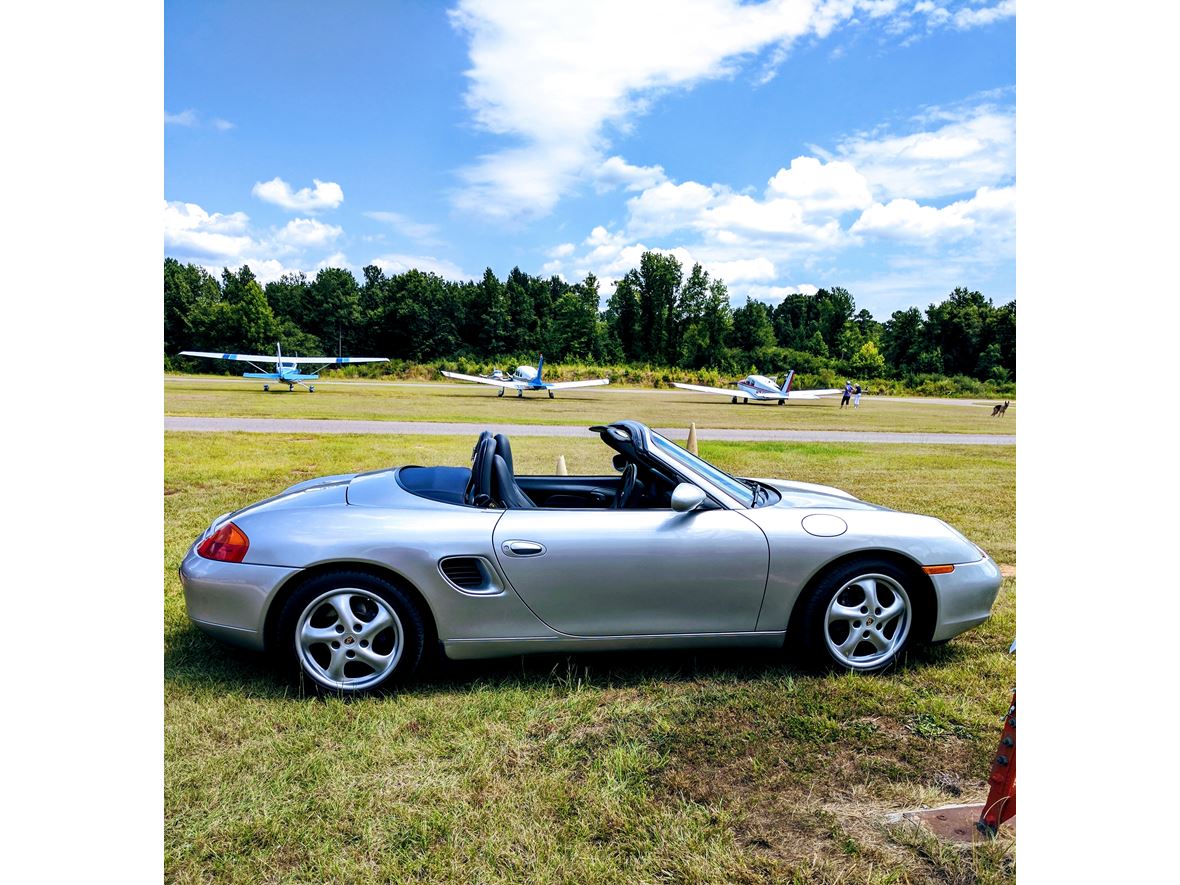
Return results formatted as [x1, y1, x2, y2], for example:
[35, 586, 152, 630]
[840, 381, 852, 408]
[853, 384, 862, 408]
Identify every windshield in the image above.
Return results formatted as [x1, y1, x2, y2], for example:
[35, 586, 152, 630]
[648, 431, 755, 507]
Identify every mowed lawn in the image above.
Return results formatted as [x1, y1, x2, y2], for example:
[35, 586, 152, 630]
[165, 376, 1017, 436]
[166, 432, 1016, 884]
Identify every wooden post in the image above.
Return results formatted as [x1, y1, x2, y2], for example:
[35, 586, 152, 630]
[556, 455, 568, 476]
[687, 423, 699, 456]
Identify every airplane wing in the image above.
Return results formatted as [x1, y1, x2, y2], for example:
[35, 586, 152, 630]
[281, 356, 387, 365]
[670, 382, 740, 397]
[441, 370, 524, 389]
[544, 379, 610, 390]
[180, 350, 283, 363]
[178, 351, 387, 365]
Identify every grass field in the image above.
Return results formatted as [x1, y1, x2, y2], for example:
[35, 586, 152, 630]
[165, 376, 1017, 435]
[165, 432, 1015, 884]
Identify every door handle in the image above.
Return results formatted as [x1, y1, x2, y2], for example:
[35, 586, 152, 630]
[502, 540, 546, 556]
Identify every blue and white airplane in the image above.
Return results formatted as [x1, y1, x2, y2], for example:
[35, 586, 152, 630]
[441, 355, 609, 398]
[672, 371, 841, 405]
[179, 343, 388, 392]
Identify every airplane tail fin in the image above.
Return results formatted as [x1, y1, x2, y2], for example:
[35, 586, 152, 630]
[780, 370, 795, 395]
[536, 354, 544, 383]
[276, 341, 282, 366]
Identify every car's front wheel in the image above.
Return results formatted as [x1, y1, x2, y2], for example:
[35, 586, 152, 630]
[798, 559, 917, 672]
[278, 570, 426, 694]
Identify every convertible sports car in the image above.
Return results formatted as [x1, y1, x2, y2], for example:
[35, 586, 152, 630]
[181, 421, 1001, 693]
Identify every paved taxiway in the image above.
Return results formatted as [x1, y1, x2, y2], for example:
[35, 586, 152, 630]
[165, 416, 1014, 445]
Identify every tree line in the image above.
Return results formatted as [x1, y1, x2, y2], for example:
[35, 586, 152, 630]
[164, 253, 1015, 385]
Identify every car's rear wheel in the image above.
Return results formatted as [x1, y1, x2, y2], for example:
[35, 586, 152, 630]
[278, 570, 425, 694]
[798, 559, 916, 673]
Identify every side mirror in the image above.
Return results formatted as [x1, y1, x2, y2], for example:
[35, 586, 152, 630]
[671, 482, 706, 513]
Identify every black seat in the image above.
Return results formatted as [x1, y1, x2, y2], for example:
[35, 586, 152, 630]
[493, 433, 514, 475]
[464, 436, 496, 506]
[491, 454, 537, 508]
[615, 462, 637, 509]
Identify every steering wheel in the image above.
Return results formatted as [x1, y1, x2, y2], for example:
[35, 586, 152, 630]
[615, 462, 638, 509]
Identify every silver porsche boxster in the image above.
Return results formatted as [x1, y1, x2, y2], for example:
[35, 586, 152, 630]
[181, 420, 1001, 693]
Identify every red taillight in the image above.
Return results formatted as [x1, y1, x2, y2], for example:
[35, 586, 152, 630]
[197, 522, 249, 563]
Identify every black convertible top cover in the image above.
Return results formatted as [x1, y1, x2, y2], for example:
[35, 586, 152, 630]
[397, 466, 471, 505]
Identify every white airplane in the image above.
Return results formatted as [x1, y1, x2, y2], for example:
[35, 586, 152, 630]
[179, 342, 388, 392]
[441, 354, 609, 398]
[672, 370, 841, 405]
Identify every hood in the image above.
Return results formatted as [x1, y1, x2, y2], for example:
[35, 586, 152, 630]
[752, 477, 887, 511]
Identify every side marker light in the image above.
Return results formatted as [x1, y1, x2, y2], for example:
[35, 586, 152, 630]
[922, 564, 955, 575]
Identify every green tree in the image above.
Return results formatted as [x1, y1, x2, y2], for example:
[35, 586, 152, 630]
[850, 340, 886, 377]
[303, 267, 362, 354]
[605, 274, 640, 361]
[882, 307, 924, 374]
[730, 297, 776, 352]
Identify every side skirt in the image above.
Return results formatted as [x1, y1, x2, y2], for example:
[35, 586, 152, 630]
[443, 631, 786, 660]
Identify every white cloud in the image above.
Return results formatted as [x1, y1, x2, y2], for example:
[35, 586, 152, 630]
[702, 257, 777, 283]
[363, 211, 441, 244]
[276, 218, 343, 248]
[164, 109, 198, 127]
[826, 102, 1014, 200]
[625, 179, 845, 245]
[765, 156, 874, 215]
[163, 200, 255, 259]
[595, 156, 668, 193]
[951, 1, 1015, 30]
[165, 200, 355, 284]
[547, 243, 576, 258]
[316, 252, 350, 271]
[251, 177, 344, 212]
[447, 0, 898, 218]
[165, 109, 235, 131]
[369, 254, 471, 280]
[851, 184, 1015, 241]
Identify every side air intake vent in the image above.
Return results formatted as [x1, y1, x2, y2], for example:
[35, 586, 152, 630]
[439, 557, 500, 595]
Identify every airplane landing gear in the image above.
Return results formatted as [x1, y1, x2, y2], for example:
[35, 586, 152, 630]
[498, 388, 505, 397]
[548, 390, 555, 399]
[288, 384, 294, 391]
[517, 390, 524, 398]
[731, 396, 737, 404]
[264, 384, 270, 391]
[743, 397, 749, 404]
[777, 399, 784, 405]
[309, 386, 315, 393]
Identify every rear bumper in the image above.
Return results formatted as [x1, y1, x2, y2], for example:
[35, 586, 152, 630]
[929, 556, 1003, 642]
[180, 551, 301, 651]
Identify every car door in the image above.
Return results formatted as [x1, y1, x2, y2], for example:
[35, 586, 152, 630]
[492, 507, 770, 636]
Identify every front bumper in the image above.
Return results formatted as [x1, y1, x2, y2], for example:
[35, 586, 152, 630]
[180, 550, 302, 651]
[928, 555, 1003, 642]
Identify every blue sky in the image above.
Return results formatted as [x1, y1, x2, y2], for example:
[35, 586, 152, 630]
[165, 0, 1015, 319]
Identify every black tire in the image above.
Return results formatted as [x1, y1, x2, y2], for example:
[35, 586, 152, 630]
[548, 390, 555, 398]
[277, 569, 426, 695]
[795, 558, 918, 673]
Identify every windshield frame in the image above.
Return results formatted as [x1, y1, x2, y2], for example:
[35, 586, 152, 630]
[646, 430, 755, 508]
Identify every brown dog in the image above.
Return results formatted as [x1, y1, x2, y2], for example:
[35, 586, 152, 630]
[991, 400, 1010, 417]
